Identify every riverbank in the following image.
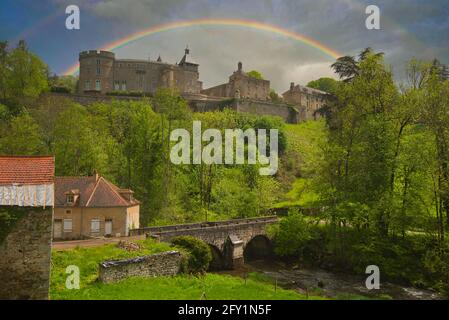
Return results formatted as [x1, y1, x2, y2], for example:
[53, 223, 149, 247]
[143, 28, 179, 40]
[217, 260, 441, 300]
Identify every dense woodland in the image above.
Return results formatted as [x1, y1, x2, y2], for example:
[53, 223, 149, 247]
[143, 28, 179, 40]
[1, 41, 449, 294]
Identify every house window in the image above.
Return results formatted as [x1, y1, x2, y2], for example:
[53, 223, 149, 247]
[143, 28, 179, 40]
[85, 80, 90, 90]
[91, 219, 100, 233]
[66, 209, 72, 214]
[66, 194, 74, 205]
[63, 219, 72, 233]
[95, 80, 101, 91]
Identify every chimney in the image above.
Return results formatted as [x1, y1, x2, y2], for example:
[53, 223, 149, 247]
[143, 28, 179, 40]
[238, 61, 242, 72]
[290, 82, 295, 90]
[93, 170, 99, 181]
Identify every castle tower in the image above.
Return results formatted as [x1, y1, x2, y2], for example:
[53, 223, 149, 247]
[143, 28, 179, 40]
[78, 50, 115, 94]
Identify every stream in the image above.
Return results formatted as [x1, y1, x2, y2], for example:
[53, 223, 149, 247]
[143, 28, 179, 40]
[217, 260, 442, 300]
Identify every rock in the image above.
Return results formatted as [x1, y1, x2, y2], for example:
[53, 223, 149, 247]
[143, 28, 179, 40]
[116, 240, 141, 251]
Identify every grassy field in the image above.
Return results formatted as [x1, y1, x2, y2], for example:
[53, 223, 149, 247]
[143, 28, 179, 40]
[50, 240, 317, 300]
[51, 273, 315, 300]
[275, 120, 326, 209]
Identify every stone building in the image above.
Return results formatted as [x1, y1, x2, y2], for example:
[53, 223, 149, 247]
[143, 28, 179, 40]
[54, 174, 140, 240]
[78, 47, 202, 95]
[201, 62, 270, 100]
[282, 82, 328, 120]
[0, 156, 55, 300]
[75, 46, 329, 123]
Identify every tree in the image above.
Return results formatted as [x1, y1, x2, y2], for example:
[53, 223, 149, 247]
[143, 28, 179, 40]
[247, 70, 264, 80]
[0, 112, 45, 155]
[54, 104, 108, 176]
[4, 41, 48, 104]
[331, 47, 384, 82]
[269, 89, 281, 102]
[307, 77, 339, 94]
[269, 211, 312, 256]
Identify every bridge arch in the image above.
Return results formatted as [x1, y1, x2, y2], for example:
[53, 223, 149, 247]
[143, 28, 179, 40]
[243, 235, 273, 262]
[208, 244, 225, 270]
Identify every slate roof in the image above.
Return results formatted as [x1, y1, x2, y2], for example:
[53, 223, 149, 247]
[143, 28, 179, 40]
[55, 175, 139, 208]
[0, 156, 54, 185]
[179, 47, 198, 66]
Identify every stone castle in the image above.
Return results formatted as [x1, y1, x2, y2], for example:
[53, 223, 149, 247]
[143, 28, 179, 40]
[78, 47, 328, 123]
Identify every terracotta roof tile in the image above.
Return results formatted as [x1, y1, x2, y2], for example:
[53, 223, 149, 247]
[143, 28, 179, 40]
[55, 175, 139, 208]
[0, 156, 54, 185]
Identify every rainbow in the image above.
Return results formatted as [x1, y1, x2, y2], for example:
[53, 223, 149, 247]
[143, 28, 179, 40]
[63, 18, 342, 76]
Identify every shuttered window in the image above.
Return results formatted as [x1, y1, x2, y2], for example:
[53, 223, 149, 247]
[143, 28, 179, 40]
[63, 219, 72, 233]
[91, 219, 100, 233]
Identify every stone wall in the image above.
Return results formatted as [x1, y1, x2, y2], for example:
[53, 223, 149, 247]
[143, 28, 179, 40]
[0, 207, 53, 300]
[47, 93, 300, 124]
[236, 100, 299, 124]
[98, 251, 183, 283]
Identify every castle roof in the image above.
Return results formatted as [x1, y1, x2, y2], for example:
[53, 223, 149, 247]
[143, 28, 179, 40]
[283, 84, 328, 96]
[179, 47, 198, 66]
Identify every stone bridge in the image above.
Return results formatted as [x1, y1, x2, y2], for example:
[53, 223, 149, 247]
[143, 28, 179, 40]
[129, 216, 278, 269]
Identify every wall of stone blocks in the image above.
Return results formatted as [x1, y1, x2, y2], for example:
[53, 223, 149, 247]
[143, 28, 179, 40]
[98, 251, 183, 283]
[0, 207, 53, 300]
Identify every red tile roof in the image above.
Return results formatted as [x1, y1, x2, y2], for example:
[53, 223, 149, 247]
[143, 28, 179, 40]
[0, 156, 54, 185]
[55, 175, 139, 208]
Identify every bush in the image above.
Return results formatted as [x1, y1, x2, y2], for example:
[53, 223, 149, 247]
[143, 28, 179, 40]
[269, 210, 312, 257]
[50, 86, 71, 93]
[106, 91, 148, 97]
[171, 236, 212, 274]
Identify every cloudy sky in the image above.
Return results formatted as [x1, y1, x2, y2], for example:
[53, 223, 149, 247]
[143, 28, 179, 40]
[1, 0, 448, 92]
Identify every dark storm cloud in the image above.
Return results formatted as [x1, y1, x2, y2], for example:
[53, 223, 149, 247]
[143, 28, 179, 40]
[49, 0, 449, 88]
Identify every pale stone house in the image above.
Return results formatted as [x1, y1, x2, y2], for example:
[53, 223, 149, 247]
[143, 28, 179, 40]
[54, 174, 139, 240]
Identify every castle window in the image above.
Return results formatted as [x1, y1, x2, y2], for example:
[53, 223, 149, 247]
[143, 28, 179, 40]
[114, 81, 120, 90]
[85, 80, 90, 90]
[121, 81, 127, 91]
[96, 59, 101, 75]
[95, 80, 101, 91]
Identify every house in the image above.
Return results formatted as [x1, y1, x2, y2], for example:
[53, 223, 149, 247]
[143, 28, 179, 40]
[54, 173, 140, 240]
[0, 156, 54, 300]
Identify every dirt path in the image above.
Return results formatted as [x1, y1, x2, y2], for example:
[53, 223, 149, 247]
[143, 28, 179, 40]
[52, 235, 145, 250]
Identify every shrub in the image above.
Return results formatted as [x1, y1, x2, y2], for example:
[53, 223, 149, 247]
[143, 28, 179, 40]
[269, 210, 312, 257]
[171, 236, 212, 274]
[50, 86, 71, 93]
[106, 91, 148, 97]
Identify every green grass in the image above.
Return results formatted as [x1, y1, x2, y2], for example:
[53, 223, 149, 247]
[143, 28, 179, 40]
[51, 273, 317, 300]
[50, 240, 320, 300]
[275, 121, 326, 209]
[50, 238, 173, 294]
